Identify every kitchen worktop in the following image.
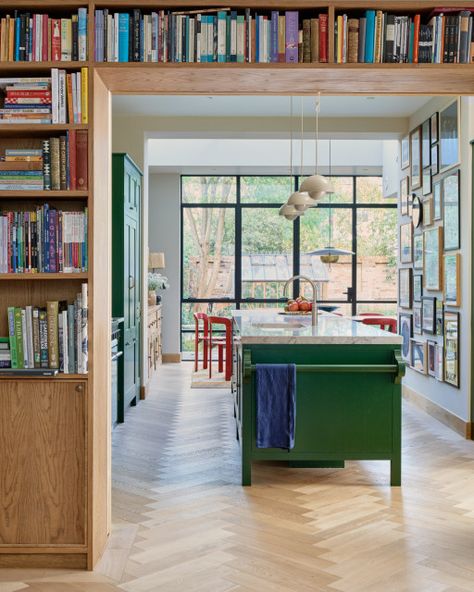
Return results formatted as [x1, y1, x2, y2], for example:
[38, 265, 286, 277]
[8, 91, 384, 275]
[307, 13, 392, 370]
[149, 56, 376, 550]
[232, 309, 402, 345]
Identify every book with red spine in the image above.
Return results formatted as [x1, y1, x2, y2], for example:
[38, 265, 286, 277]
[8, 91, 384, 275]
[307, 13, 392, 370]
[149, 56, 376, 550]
[66, 74, 74, 123]
[69, 130, 77, 190]
[51, 19, 61, 61]
[413, 14, 421, 63]
[319, 13, 328, 62]
[6, 90, 52, 99]
[76, 130, 88, 190]
[42, 15, 49, 62]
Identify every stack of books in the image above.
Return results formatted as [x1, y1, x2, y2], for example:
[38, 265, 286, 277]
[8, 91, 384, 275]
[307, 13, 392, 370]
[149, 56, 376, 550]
[334, 9, 474, 64]
[5, 283, 88, 374]
[0, 130, 88, 191]
[94, 9, 329, 63]
[0, 204, 88, 274]
[0, 337, 10, 368]
[0, 68, 88, 125]
[0, 9, 88, 62]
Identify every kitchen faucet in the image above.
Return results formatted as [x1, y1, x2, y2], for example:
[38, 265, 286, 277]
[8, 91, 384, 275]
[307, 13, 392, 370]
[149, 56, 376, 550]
[283, 275, 318, 327]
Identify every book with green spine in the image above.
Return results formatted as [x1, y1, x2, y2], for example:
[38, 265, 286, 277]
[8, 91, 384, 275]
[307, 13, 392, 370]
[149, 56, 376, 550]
[7, 307, 18, 369]
[14, 307, 24, 369]
[47, 301, 59, 369]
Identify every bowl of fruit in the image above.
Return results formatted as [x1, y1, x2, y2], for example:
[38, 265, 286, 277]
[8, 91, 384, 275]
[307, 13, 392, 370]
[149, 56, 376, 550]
[281, 296, 312, 315]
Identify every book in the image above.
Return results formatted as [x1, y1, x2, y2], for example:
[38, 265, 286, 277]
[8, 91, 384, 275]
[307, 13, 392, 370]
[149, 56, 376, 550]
[76, 130, 88, 190]
[285, 11, 298, 63]
[47, 300, 59, 368]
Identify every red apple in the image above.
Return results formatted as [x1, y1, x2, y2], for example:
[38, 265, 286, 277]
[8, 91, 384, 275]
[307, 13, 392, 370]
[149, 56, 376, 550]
[287, 302, 300, 312]
[298, 301, 312, 312]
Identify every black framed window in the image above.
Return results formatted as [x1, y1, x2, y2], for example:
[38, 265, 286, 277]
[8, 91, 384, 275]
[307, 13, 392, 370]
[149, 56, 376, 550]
[181, 175, 397, 357]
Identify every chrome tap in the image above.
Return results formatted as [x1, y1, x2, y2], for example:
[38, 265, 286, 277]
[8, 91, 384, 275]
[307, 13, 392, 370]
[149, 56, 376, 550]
[283, 275, 318, 327]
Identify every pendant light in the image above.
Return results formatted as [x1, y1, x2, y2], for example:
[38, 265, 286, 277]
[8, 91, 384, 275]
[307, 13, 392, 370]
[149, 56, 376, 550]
[309, 139, 354, 263]
[280, 96, 304, 220]
[288, 97, 314, 212]
[299, 93, 330, 199]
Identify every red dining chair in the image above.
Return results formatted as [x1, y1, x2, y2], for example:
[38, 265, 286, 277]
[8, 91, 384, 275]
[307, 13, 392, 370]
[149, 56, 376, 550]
[208, 316, 233, 381]
[193, 312, 210, 372]
[362, 316, 397, 333]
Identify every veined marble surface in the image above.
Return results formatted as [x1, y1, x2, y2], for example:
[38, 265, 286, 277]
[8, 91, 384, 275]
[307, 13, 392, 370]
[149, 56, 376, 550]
[232, 309, 402, 345]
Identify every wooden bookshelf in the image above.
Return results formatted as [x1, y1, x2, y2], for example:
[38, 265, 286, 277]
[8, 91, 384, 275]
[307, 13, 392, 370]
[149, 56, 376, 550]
[0, 273, 89, 280]
[0, 190, 88, 199]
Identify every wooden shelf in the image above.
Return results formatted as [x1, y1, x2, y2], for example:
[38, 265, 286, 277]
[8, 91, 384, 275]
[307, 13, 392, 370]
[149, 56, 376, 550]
[0, 123, 88, 136]
[0, 190, 88, 199]
[0, 1, 88, 8]
[92, 0, 474, 8]
[0, 373, 89, 380]
[0, 61, 89, 71]
[0, 272, 88, 280]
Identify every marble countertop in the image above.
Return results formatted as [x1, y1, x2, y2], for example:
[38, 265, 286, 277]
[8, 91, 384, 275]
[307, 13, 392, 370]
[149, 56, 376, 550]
[232, 309, 402, 345]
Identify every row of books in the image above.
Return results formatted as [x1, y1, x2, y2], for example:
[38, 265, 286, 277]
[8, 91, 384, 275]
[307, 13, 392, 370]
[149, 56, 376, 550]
[334, 10, 474, 64]
[0, 9, 88, 62]
[0, 205, 88, 274]
[0, 69, 88, 125]
[94, 9, 329, 63]
[3, 284, 88, 374]
[0, 133, 88, 191]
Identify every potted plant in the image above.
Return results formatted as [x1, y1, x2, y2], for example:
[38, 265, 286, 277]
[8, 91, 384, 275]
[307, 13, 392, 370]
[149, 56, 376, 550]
[148, 272, 169, 305]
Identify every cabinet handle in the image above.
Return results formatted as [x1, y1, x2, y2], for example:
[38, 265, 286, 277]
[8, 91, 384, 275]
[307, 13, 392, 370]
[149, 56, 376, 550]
[75, 384, 84, 393]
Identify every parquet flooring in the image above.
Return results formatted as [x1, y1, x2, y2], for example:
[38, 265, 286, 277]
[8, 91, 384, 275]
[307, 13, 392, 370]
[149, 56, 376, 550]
[1, 363, 474, 591]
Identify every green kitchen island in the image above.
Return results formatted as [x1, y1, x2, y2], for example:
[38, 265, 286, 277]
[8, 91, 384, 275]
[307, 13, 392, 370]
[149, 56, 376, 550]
[232, 310, 404, 486]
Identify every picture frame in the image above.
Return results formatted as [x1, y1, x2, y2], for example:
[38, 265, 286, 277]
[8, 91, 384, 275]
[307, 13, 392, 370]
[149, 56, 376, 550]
[433, 179, 442, 220]
[410, 127, 422, 190]
[436, 300, 444, 336]
[421, 118, 431, 168]
[439, 99, 460, 172]
[400, 177, 410, 216]
[413, 303, 422, 335]
[413, 233, 423, 270]
[422, 166, 432, 196]
[413, 273, 423, 302]
[435, 343, 444, 381]
[399, 267, 413, 309]
[399, 222, 413, 263]
[422, 296, 436, 334]
[411, 338, 427, 374]
[401, 134, 410, 170]
[422, 195, 433, 226]
[411, 194, 423, 228]
[427, 340, 437, 377]
[431, 144, 439, 175]
[444, 253, 461, 306]
[444, 311, 460, 388]
[430, 112, 438, 144]
[399, 313, 413, 363]
[443, 170, 460, 251]
[423, 226, 442, 291]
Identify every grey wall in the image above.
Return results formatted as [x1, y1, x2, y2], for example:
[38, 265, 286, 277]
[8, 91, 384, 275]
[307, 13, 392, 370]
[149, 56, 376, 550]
[148, 173, 181, 354]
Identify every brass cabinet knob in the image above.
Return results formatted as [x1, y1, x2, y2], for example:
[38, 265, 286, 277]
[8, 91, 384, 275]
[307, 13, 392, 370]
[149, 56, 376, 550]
[75, 384, 84, 393]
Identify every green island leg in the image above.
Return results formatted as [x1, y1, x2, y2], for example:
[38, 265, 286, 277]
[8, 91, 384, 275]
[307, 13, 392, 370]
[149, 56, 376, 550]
[390, 454, 401, 486]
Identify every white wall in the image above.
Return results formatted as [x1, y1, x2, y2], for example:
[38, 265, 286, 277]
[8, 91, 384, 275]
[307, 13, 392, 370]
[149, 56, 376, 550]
[401, 97, 473, 422]
[148, 174, 181, 354]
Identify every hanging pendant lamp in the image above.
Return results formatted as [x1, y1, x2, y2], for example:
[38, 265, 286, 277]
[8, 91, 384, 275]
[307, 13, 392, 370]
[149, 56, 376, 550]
[279, 96, 305, 219]
[299, 93, 330, 199]
[288, 97, 315, 211]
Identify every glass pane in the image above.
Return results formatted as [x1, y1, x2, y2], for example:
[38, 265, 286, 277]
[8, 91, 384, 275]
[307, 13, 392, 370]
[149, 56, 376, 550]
[182, 207, 235, 298]
[321, 303, 352, 316]
[239, 302, 286, 310]
[300, 207, 353, 301]
[182, 176, 236, 204]
[241, 208, 294, 299]
[357, 208, 397, 301]
[240, 176, 293, 203]
[357, 302, 398, 316]
[298, 176, 353, 203]
[356, 176, 396, 204]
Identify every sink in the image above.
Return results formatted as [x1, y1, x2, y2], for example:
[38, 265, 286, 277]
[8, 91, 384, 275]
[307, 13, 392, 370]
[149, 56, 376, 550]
[253, 322, 306, 330]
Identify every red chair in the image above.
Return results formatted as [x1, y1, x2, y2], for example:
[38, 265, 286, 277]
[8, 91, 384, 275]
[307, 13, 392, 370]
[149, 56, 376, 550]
[362, 316, 397, 333]
[208, 316, 233, 381]
[193, 312, 210, 372]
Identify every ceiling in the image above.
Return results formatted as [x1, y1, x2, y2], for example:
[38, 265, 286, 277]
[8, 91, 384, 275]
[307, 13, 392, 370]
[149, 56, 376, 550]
[113, 95, 432, 119]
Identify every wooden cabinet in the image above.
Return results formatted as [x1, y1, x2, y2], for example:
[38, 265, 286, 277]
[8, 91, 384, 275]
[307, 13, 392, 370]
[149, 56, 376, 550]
[148, 305, 162, 381]
[0, 380, 86, 546]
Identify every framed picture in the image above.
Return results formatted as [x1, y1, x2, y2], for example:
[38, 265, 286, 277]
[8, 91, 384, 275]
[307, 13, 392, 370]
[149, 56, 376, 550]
[411, 194, 423, 228]
[400, 177, 410, 216]
[423, 226, 442, 291]
[399, 267, 412, 309]
[431, 144, 439, 175]
[411, 338, 427, 374]
[401, 134, 410, 169]
[433, 179, 442, 220]
[410, 127, 422, 190]
[436, 300, 444, 336]
[427, 340, 437, 377]
[413, 273, 423, 302]
[444, 311, 459, 388]
[422, 195, 433, 226]
[439, 99, 459, 172]
[413, 233, 423, 270]
[399, 222, 413, 263]
[435, 343, 444, 381]
[399, 313, 413, 363]
[422, 296, 436, 334]
[431, 112, 438, 144]
[444, 253, 461, 306]
[443, 170, 460, 251]
[421, 119, 431, 168]
[422, 167, 432, 196]
[413, 303, 422, 335]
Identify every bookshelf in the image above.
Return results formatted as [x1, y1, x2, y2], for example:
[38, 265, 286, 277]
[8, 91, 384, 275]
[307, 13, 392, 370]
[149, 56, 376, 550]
[0, 0, 472, 574]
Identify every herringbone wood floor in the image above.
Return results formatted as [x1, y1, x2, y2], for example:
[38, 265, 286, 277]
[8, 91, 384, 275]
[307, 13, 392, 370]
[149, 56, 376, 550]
[2, 363, 474, 591]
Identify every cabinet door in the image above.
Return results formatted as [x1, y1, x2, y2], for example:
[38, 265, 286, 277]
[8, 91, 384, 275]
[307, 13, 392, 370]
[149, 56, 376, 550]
[0, 380, 86, 545]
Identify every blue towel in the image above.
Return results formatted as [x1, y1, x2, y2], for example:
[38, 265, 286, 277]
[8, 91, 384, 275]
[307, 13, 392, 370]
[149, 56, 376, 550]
[256, 364, 296, 449]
